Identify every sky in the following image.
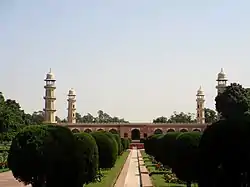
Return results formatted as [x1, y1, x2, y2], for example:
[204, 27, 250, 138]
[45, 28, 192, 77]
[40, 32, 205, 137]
[1, 0, 250, 122]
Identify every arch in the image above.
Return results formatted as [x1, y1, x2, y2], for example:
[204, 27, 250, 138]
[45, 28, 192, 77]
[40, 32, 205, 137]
[124, 132, 128, 138]
[97, 128, 104, 131]
[109, 128, 118, 134]
[71, 128, 80, 133]
[154, 128, 163, 134]
[131, 129, 140, 140]
[192, 128, 201, 132]
[143, 133, 148, 138]
[84, 128, 92, 133]
[167, 128, 175, 132]
[180, 128, 188, 132]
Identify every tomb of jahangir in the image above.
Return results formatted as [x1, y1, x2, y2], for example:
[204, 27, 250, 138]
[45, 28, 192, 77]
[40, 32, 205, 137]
[43, 68, 228, 139]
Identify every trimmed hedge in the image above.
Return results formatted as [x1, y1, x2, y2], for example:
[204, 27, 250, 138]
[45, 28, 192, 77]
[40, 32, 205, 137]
[8, 125, 50, 186]
[112, 134, 122, 155]
[121, 138, 129, 150]
[8, 125, 80, 187]
[144, 131, 201, 186]
[8, 127, 130, 187]
[91, 131, 118, 169]
[74, 132, 99, 184]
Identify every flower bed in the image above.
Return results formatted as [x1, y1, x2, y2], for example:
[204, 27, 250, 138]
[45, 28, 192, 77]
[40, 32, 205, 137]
[141, 150, 188, 186]
[0, 151, 8, 169]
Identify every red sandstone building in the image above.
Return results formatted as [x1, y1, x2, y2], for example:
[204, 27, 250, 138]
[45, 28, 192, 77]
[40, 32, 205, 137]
[44, 68, 227, 139]
[60, 122, 209, 139]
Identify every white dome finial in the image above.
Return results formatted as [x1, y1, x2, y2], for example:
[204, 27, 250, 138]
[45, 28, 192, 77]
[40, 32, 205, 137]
[197, 86, 204, 96]
[45, 68, 55, 81]
[68, 88, 76, 96]
[217, 68, 227, 81]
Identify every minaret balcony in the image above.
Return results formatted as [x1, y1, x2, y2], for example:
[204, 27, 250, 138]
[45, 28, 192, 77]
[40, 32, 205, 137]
[43, 96, 56, 100]
[67, 99, 76, 102]
[44, 85, 56, 89]
[43, 108, 56, 112]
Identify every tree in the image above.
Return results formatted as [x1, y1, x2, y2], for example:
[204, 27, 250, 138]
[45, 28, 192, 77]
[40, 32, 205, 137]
[121, 138, 129, 150]
[74, 132, 99, 185]
[153, 116, 168, 123]
[90, 131, 118, 169]
[31, 111, 44, 125]
[8, 125, 81, 187]
[0, 94, 30, 133]
[168, 112, 196, 123]
[76, 112, 82, 123]
[215, 83, 250, 120]
[8, 125, 50, 186]
[198, 119, 250, 186]
[112, 134, 123, 155]
[172, 132, 201, 187]
[204, 108, 217, 123]
[81, 113, 95, 123]
[76, 110, 129, 123]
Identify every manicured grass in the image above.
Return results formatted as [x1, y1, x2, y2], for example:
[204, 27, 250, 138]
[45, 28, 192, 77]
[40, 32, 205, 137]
[0, 168, 9, 173]
[85, 150, 130, 187]
[141, 151, 198, 187]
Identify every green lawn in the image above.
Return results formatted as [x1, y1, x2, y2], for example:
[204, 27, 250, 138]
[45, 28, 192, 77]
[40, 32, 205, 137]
[85, 150, 129, 187]
[0, 168, 9, 173]
[141, 151, 198, 187]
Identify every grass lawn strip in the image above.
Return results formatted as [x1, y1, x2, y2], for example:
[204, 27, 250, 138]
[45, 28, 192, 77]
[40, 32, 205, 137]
[0, 168, 9, 173]
[140, 151, 198, 187]
[85, 150, 130, 187]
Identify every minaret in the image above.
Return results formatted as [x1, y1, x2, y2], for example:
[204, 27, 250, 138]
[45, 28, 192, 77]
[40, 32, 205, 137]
[43, 69, 56, 124]
[196, 86, 205, 124]
[216, 68, 227, 95]
[67, 88, 76, 123]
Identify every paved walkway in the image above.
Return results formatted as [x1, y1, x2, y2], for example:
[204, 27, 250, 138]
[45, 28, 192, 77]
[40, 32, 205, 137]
[0, 171, 30, 187]
[114, 148, 140, 187]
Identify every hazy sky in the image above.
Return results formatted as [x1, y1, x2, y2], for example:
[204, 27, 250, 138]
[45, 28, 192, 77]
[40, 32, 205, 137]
[1, 0, 250, 122]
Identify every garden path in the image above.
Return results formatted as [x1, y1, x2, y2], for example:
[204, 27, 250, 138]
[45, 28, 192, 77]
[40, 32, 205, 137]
[114, 148, 140, 187]
[0, 170, 31, 187]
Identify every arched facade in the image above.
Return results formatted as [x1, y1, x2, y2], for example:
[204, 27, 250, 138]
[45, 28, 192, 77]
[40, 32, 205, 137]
[154, 128, 163, 134]
[63, 123, 209, 138]
[192, 128, 201, 132]
[84, 128, 92, 133]
[180, 128, 188, 132]
[131, 128, 140, 140]
[71, 128, 80, 133]
[109, 128, 118, 134]
[167, 128, 175, 132]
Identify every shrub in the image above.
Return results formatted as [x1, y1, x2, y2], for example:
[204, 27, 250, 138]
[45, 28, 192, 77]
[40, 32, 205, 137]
[112, 134, 122, 155]
[74, 132, 99, 184]
[44, 125, 79, 187]
[8, 125, 50, 186]
[172, 132, 201, 186]
[198, 119, 250, 186]
[159, 132, 180, 168]
[128, 138, 132, 143]
[0, 131, 18, 142]
[102, 131, 118, 157]
[8, 125, 80, 187]
[121, 138, 129, 150]
[144, 134, 162, 157]
[91, 131, 118, 169]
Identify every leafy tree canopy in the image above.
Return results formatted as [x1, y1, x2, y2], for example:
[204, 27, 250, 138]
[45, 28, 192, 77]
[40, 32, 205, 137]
[215, 83, 250, 120]
[204, 108, 217, 123]
[153, 112, 196, 123]
[75, 110, 129, 123]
